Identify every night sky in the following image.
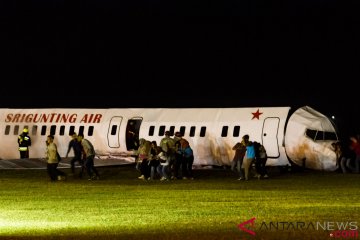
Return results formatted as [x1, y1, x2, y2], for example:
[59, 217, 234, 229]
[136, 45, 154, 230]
[1, 0, 359, 137]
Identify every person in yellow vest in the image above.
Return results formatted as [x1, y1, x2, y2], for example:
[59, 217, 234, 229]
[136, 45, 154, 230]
[18, 127, 31, 159]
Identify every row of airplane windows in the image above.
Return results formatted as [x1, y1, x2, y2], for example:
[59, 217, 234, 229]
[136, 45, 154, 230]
[5, 125, 94, 137]
[6, 124, 242, 138]
[134, 125, 241, 138]
[5, 125, 240, 137]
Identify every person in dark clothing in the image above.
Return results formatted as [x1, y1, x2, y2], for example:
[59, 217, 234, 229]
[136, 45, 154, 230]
[173, 138, 183, 179]
[231, 139, 247, 180]
[148, 141, 162, 180]
[335, 141, 356, 173]
[253, 141, 269, 179]
[181, 142, 194, 180]
[18, 127, 31, 159]
[65, 132, 84, 177]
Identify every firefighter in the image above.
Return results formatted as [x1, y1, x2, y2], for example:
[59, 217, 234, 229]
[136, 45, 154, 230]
[18, 127, 31, 159]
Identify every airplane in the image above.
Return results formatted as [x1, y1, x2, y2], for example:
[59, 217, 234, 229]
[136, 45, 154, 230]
[0, 105, 339, 171]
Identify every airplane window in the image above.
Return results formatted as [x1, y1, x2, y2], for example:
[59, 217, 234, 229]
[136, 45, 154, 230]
[79, 126, 84, 136]
[221, 126, 228, 137]
[88, 126, 94, 136]
[41, 126, 47, 136]
[233, 126, 240, 137]
[5, 126, 10, 135]
[148, 126, 155, 136]
[14, 126, 19, 135]
[59, 126, 65, 136]
[69, 126, 75, 135]
[324, 131, 338, 141]
[190, 126, 196, 137]
[159, 126, 166, 136]
[111, 125, 117, 135]
[5, 125, 10, 135]
[180, 126, 185, 137]
[316, 131, 325, 140]
[315, 131, 338, 141]
[32, 126, 38, 136]
[170, 126, 175, 136]
[50, 125, 56, 135]
[305, 129, 338, 141]
[200, 127, 206, 137]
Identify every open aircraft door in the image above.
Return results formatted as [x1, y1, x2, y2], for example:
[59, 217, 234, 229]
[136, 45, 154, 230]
[125, 117, 143, 151]
[262, 117, 280, 158]
[107, 116, 123, 148]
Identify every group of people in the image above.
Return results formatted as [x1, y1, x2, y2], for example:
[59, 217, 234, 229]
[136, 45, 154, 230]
[231, 134, 269, 181]
[18, 126, 360, 183]
[48, 132, 100, 182]
[17, 128, 100, 182]
[135, 131, 194, 181]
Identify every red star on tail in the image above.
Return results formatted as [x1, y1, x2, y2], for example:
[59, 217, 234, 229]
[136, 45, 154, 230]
[251, 109, 263, 120]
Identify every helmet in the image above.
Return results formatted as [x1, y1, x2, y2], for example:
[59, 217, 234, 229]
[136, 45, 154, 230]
[23, 128, 29, 133]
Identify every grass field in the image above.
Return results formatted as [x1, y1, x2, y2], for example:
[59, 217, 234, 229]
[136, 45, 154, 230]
[0, 164, 359, 240]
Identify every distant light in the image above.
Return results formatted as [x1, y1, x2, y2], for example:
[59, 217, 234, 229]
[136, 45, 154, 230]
[331, 116, 335, 120]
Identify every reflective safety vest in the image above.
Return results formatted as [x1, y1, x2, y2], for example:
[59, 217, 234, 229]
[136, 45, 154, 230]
[19, 146, 28, 151]
[18, 134, 31, 151]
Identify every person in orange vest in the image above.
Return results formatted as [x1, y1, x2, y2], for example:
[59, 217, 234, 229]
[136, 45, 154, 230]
[18, 127, 31, 159]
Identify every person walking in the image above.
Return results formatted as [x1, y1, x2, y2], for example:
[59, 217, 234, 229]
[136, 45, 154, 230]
[148, 141, 162, 180]
[136, 138, 152, 180]
[65, 132, 83, 177]
[45, 135, 65, 181]
[231, 139, 247, 180]
[77, 133, 100, 180]
[160, 131, 176, 179]
[253, 141, 269, 179]
[181, 142, 194, 180]
[242, 134, 256, 181]
[18, 127, 31, 159]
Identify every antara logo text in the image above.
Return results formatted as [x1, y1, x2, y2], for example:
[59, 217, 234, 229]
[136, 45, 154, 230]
[5, 113, 103, 124]
[237, 218, 358, 238]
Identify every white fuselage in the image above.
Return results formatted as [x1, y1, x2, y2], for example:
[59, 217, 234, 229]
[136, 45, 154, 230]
[0, 106, 338, 171]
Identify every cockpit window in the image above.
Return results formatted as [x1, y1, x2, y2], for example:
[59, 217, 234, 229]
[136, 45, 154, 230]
[305, 129, 338, 141]
[306, 129, 317, 139]
[324, 131, 338, 141]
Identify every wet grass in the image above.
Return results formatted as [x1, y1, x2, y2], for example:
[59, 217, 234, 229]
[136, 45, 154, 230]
[0, 165, 359, 240]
